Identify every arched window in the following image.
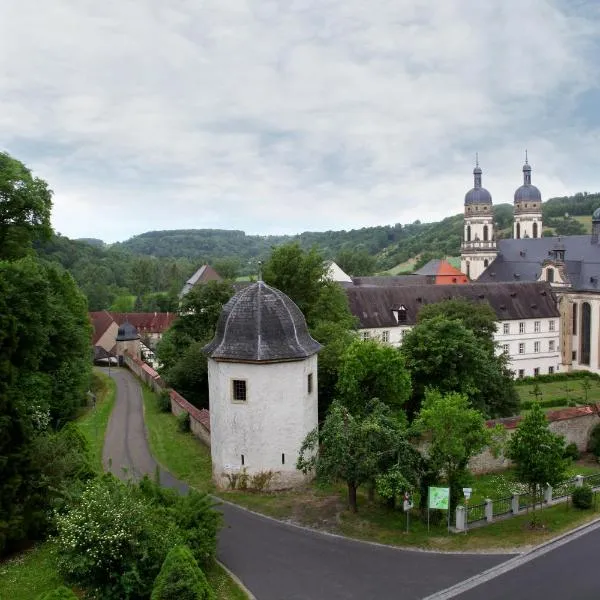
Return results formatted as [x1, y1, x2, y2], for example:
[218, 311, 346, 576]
[484, 259, 489, 268]
[533, 222, 538, 238]
[483, 225, 489, 241]
[466, 225, 471, 242]
[547, 268, 554, 283]
[581, 302, 591, 365]
[516, 223, 521, 239]
[466, 262, 470, 279]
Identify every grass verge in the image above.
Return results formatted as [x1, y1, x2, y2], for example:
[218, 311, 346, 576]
[141, 386, 214, 493]
[78, 369, 117, 471]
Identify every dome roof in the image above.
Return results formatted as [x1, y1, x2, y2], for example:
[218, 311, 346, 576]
[203, 281, 321, 362]
[116, 322, 139, 341]
[465, 187, 492, 205]
[593, 207, 600, 221]
[514, 184, 542, 203]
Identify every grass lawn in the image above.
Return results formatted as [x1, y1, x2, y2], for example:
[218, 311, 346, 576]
[141, 386, 214, 493]
[517, 378, 600, 407]
[78, 369, 117, 470]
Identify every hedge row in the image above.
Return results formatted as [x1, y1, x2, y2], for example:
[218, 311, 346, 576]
[520, 397, 586, 411]
[515, 371, 600, 386]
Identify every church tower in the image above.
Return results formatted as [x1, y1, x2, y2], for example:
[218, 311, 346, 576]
[513, 152, 543, 239]
[460, 157, 497, 280]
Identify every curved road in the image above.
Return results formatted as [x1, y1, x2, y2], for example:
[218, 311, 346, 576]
[103, 368, 511, 599]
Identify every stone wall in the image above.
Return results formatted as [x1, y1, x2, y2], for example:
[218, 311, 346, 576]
[469, 405, 600, 474]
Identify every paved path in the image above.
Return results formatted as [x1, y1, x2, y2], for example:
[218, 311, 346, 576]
[103, 368, 512, 600]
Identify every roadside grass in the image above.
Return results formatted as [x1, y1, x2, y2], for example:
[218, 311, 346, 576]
[517, 378, 600, 406]
[78, 368, 117, 470]
[141, 386, 214, 493]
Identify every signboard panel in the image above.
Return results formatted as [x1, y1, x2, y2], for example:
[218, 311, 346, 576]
[428, 486, 450, 510]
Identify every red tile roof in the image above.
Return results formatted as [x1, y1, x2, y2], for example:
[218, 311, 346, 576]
[109, 312, 177, 333]
[170, 390, 211, 431]
[487, 404, 599, 429]
[89, 310, 116, 344]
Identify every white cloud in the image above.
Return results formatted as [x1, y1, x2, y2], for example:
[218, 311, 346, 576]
[0, 0, 598, 242]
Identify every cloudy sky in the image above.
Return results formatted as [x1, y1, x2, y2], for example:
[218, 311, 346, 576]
[1, 1, 599, 243]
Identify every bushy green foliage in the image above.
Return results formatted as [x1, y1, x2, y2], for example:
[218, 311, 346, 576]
[588, 422, 600, 457]
[563, 443, 580, 461]
[336, 339, 411, 416]
[36, 586, 79, 599]
[515, 371, 600, 386]
[157, 390, 172, 413]
[520, 397, 581, 411]
[572, 485, 594, 509]
[151, 545, 215, 600]
[177, 412, 191, 433]
[298, 399, 411, 512]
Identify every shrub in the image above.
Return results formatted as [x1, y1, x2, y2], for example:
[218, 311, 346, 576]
[151, 545, 215, 600]
[563, 442, 580, 461]
[177, 412, 191, 433]
[515, 371, 600, 386]
[572, 484, 594, 509]
[249, 470, 277, 492]
[588, 423, 600, 457]
[157, 390, 172, 413]
[55, 475, 182, 600]
[37, 586, 79, 599]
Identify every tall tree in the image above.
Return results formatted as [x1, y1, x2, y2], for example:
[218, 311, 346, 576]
[414, 389, 497, 510]
[507, 402, 568, 517]
[335, 248, 377, 277]
[336, 339, 411, 416]
[0, 152, 53, 260]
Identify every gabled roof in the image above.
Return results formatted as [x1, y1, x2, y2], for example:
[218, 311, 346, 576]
[180, 265, 223, 297]
[109, 312, 176, 333]
[479, 236, 600, 292]
[90, 310, 115, 344]
[414, 259, 468, 283]
[345, 281, 559, 329]
[351, 275, 431, 287]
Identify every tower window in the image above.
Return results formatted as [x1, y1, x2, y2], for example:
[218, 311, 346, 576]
[232, 379, 247, 402]
[546, 268, 554, 283]
[533, 222, 538, 238]
[307, 373, 313, 394]
[466, 225, 471, 242]
[483, 225, 489, 241]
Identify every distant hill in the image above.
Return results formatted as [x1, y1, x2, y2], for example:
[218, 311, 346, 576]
[75, 238, 105, 248]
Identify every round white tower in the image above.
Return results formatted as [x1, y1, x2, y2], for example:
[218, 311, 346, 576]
[460, 157, 497, 280]
[513, 153, 543, 239]
[203, 281, 321, 490]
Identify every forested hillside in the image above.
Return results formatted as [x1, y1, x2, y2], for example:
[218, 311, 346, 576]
[36, 191, 600, 310]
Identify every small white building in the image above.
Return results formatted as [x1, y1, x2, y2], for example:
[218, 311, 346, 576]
[345, 281, 561, 378]
[203, 280, 321, 490]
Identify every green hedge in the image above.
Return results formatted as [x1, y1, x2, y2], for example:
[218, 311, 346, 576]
[520, 397, 583, 411]
[515, 371, 600, 386]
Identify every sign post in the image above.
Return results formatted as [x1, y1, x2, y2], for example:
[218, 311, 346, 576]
[462, 487, 472, 533]
[403, 491, 413, 533]
[428, 486, 450, 534]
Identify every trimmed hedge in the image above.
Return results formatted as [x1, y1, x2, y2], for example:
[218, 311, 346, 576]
[151, 545, 215, 600]
[37, 586, 78, 600]
[515, 371, 600, 386]
[520, 397, 583, 411]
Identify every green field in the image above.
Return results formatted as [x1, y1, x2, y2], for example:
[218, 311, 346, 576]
[517, 377, 600, 408]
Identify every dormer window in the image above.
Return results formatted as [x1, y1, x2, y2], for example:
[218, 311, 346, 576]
[393, 305, 407, 323]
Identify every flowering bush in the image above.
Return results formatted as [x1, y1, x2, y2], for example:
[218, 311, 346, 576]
[55, 475, 182, 599]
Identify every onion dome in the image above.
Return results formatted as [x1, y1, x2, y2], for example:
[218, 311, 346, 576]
[514, 155, 541, 203]
[465, 159, 492, 205]
[116, 322, 139, 341]
[203, 281, 321, 362]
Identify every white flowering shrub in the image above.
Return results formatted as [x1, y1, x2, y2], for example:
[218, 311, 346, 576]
[55, 475, 182, 600]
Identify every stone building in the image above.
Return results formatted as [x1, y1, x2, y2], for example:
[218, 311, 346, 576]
[203, 280, 321, 490]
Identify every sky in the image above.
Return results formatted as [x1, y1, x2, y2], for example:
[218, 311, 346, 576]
[1, 1, 599, 243]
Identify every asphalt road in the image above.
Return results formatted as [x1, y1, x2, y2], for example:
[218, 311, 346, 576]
[102, 368, 512, 600]
[455, 524, 600, 600]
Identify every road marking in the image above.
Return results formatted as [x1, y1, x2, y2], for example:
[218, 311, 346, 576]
[423, 517, 600, 599]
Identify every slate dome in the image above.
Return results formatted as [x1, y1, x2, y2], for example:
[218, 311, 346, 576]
[203, 281, 321, 362]
[465, 187, 492, 205]
[514, 184, 542, 203]
[116, 322, 139, 341]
